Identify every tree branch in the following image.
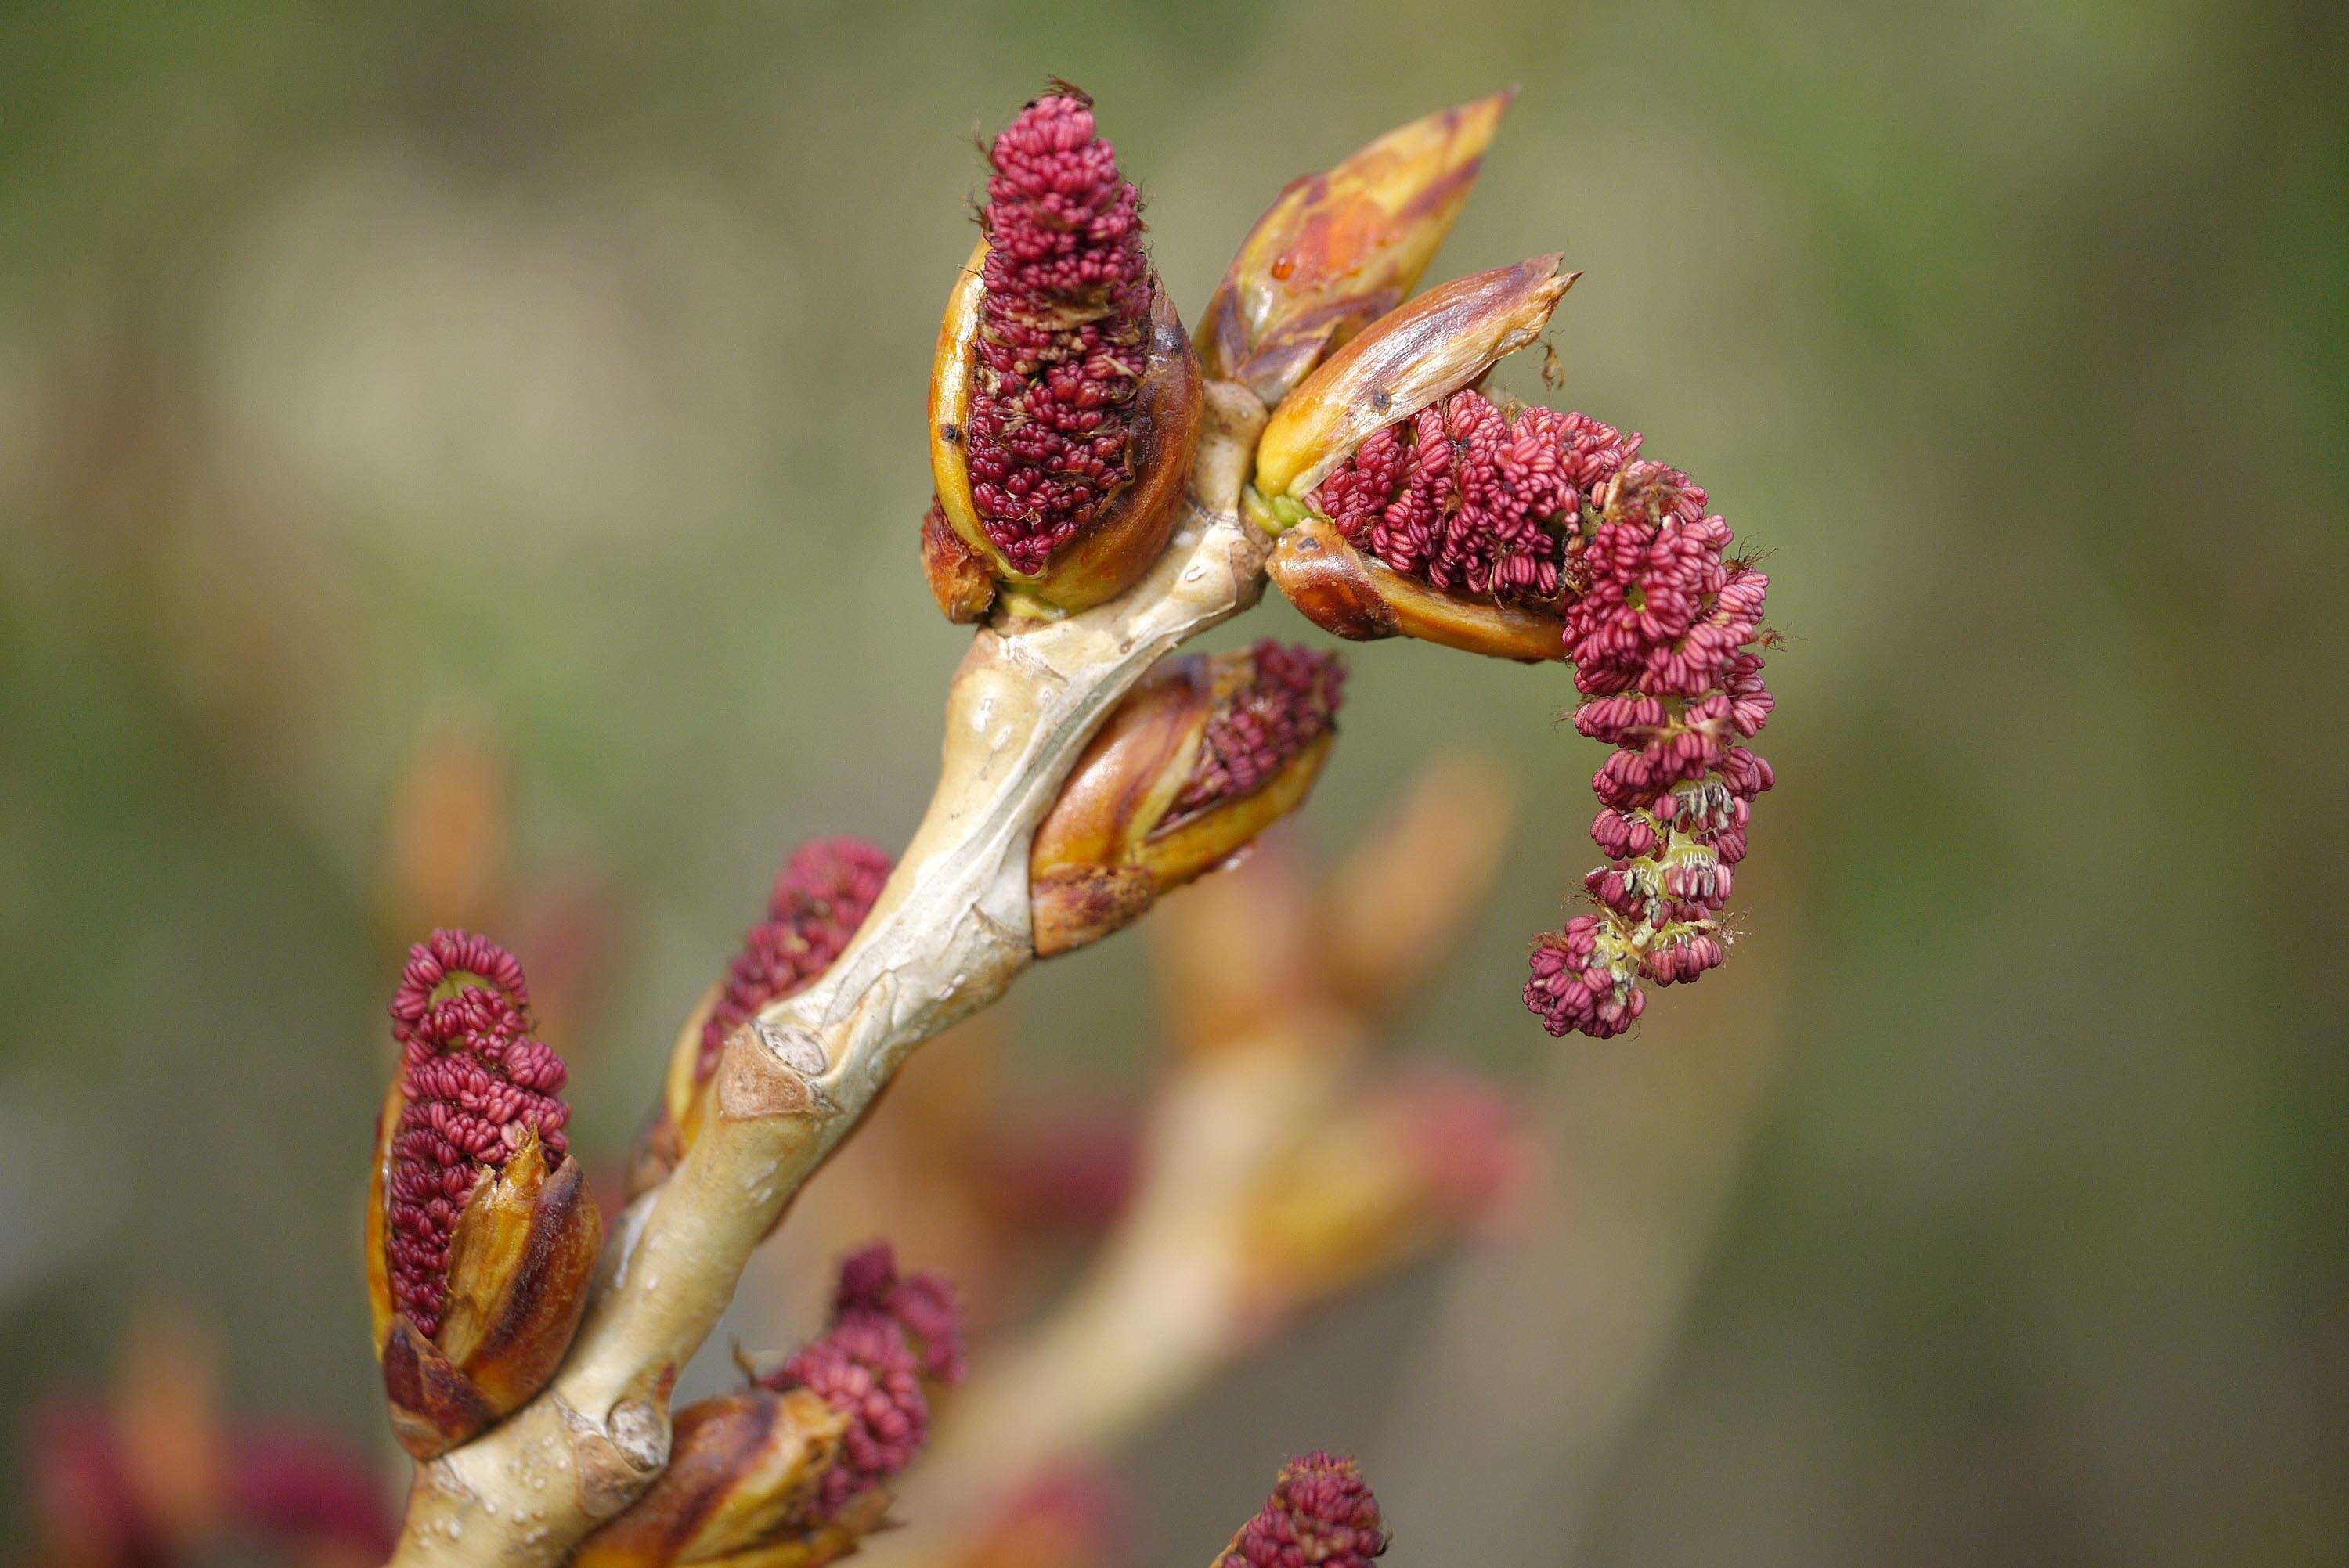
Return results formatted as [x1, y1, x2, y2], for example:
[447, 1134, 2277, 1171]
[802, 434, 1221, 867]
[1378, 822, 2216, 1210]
[385, 382, 1269, 1568]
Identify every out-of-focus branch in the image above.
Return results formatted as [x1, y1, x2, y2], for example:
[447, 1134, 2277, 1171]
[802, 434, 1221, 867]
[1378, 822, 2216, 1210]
[1153, 755, 1514, 1052]
[384, 383, 1271, 1568]
[28, 1314, 397, 1568]
[895, 761, 1528, 1541]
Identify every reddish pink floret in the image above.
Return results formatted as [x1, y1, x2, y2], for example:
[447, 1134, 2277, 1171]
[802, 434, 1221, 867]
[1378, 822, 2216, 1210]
[699, 838, 892, 1080]
[1564, 463, 1769, 701]
[383, 931, 572, 1339]
[388, 927, 527, 1044]
[1165, 640, 1346, 827]
[831, 1241, 967, 1383]
[773, 1317, 926, 1521]
[1525, 915, 1644, 1039]
[1525, 449, 1777, 1039]
[763, 1245, 966, 1521]
[1218, 1451, 1387, 1568]
[1310, 390, 1636, 607]
[967, 92, 1156, 574]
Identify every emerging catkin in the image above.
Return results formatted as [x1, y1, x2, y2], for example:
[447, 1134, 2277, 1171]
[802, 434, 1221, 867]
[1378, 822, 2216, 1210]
[967, 94, 1156, 574]
[383, 932, 572, 1338]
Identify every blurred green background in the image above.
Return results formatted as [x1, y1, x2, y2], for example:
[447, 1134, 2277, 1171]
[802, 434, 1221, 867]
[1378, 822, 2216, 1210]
[5, 1, 2345, 1564]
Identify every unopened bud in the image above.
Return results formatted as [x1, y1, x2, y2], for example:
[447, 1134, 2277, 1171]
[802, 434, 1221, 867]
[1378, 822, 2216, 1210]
[569, 1390, 849, 1568]
[1031, 640, 1344, 957]
[1199, 91, 1512, 406]
[926, 91, 1203, 618]
[368, 931, 600, 1458]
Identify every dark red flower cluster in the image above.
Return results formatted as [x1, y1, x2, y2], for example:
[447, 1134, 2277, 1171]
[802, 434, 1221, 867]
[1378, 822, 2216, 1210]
[384, 931, 572, 1338]
[1218, 1451, 1387, 1568]
[1166, 640, 1346, 825]
[967, 92, 1156, 573]
[1525, 458, 1775, 1037]
[1309, 390, 1636, 606]
[763, 1245, 965, 1520]
[831, 1240, 966, 1382]
[700, 838, 893, 1080]
[388, 927, 527, 1041]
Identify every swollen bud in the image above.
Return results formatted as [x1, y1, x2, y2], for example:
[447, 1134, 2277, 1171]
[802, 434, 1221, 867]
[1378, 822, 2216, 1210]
[1211, 1453, 1387, 1568]
[571, 1390, 850, 1568]
[1250, 258, 1578, 662]
[926, 90, 1203, 619]
[1030, 640, 1344, 957]
[1200, 90, 1512, 407]
[575, 1245, 964, 1568]
[367, 932, 600, 1458]
[632, 839, 891, 1195]
[1251, 255, 1570, 503]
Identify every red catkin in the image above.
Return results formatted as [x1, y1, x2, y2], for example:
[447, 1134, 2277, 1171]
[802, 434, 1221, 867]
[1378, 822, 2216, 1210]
[762, 1245, 965, 1520]
[1525, 452, 1777, 1038]
[383, 931, 572, 1339]
[1301, 377, 1778, 1038]
[1164, 640, 1345, 827]
[966, 92, 1156, 574]
[699, 838, 892, 1080]
[1218, 1451, 1388, 1568]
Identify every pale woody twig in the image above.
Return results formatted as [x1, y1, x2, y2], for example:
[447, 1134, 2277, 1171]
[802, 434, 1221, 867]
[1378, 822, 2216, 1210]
[386, 383, 1270, 1568]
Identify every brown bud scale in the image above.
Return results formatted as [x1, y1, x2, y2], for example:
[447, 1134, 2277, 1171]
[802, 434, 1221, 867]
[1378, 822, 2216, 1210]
[1030, 643, 1343, 955]
[1200, 91, 1512, 406]
[1266, 516, 1564, 661]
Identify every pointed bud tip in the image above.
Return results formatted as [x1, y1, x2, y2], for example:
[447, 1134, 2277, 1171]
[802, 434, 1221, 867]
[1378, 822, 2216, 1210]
[1202, 92, 1522, 404]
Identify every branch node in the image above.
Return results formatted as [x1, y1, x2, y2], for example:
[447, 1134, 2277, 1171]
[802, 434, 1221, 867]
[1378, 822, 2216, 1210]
[557, 1393, 669, 1519]
[752, 1018, 831, 1077]
[716, 1026, 835, 1123]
